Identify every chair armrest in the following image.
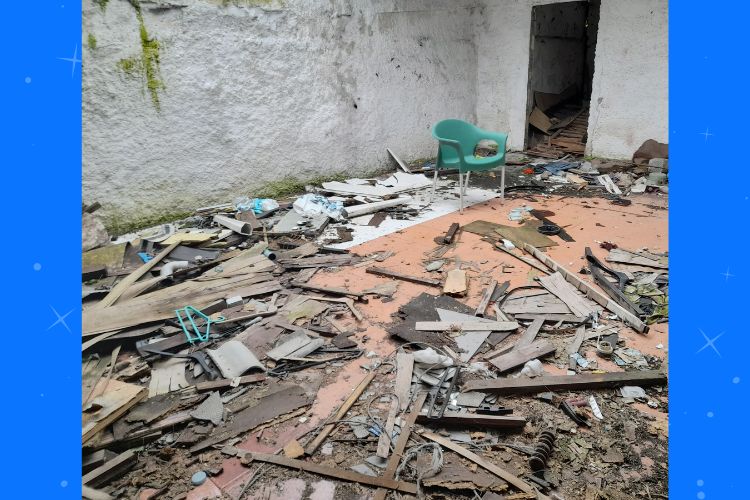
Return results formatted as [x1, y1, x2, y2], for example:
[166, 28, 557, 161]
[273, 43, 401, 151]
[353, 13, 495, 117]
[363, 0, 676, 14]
[438, 138, 465, 158]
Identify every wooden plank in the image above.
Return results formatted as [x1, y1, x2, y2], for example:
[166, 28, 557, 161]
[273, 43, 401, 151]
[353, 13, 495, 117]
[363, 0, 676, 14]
[522, 244, 649, 333]
[83, 379, 147, 444]
[376, 400, 399, 458]
[515, 317, 544, 349]
[304, 371, 377, 455]
[366, 266, 442, 287]
[463, 370, 668, 394]
[195, 374, 267, 392]
[416, 321, 518, 332]
[95, 242, 179, 309]
[278, 254, 353, 269]
[443, 223, 460, 244]
[488, 339, 556, 373]
[83, 276, 281, 336]
[416, 413, 526, 430]
[443, 269, 468, 295]
[493, 242, 551, 274]
[373, 393, 428, 500]
[394, 353, 414, 411]
[82, 449, 137, 487]
[475, 280, 497, 317]
[539, 272, 600, 318]
[242, 453, 418, 494]
[387, 148, 411, 173]
[290, 282, 365, 299]
[421, 432, 540, 496]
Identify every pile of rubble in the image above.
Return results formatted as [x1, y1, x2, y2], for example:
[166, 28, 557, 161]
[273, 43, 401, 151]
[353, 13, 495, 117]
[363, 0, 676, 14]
[81, 152, 668, 500]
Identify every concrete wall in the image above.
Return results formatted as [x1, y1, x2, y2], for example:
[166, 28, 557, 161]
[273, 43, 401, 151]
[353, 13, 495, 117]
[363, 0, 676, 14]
[586, 0, 668, 158]
[83, 0, 667, 225]
[82, 0, 478, 224]
[475, 0, 668, 158]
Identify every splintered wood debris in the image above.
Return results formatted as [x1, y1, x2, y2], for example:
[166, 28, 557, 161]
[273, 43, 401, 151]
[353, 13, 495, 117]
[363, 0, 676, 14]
[80, 177, 667, 499]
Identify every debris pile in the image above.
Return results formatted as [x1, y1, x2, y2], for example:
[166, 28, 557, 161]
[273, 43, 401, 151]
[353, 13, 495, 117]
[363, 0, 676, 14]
[81, 154, 667, 500]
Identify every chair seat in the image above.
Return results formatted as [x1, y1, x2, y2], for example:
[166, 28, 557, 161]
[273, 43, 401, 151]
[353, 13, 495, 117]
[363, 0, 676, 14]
[438, 152, 503, 168]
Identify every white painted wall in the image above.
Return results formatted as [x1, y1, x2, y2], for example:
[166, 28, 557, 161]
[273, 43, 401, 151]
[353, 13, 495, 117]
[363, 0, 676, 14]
[475, 0, 668, 158]
[83, 0, 478, 224]
[83, 0, 667, 225]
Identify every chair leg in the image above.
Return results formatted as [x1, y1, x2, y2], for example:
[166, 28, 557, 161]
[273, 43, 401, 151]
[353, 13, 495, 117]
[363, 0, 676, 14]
[431, 168, 438, 202]
[463, 171, 471, 196]
[500, 165, 505, 204]
[458, 173, 464, 214]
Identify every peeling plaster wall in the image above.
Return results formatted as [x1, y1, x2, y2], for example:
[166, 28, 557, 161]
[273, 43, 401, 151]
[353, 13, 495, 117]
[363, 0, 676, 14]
[83, 0, 478, 224]
[476, 0, 668, 159]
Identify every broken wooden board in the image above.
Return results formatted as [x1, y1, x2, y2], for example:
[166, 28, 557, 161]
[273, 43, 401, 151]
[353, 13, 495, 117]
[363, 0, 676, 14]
[387, 148, 411, 173]
[443, 269, 468, 296]
[83, 380, 148, 444]
[190, 385, 311, 453]
[421, 432, 539, 496]
[538, 272, 601, 317]
[94, 242, 179, 309]
[416, 321, 518, 332]
[366, 266, 442, 287]
[241, 452, 418, 494]
[394, 353, 414, 411]
[493, 243, 551, 275]
[277, 254, 353, 269]
[488, 339, 556, 373]
[305, 371, 377, 455]
[162, 232, 213, 245]
[606, 248, 669, 269]
[463, 370, 668, 394]
[195, 373, 267, 392]
[522, 244, 649, 333]
[475, 280, 497, 317]
[436, 308, 494, 362]
[376, 400, 399, 459]
[83, 275, 281, 335]
[514, 317, 544, 350]
[416, 413, 526, 430]
[528, 107, 553, 134]
[148, 356, 189, 397]
[82, 449, 138, 487]
[502, 292, 571, 315]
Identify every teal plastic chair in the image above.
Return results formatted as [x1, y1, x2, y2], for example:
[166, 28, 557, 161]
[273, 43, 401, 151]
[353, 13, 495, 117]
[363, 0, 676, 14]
[431, 119, 508, 213]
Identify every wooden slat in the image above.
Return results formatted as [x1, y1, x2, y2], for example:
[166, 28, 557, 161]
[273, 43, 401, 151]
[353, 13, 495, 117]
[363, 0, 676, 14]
[243, 453, 417, 494]
[463, 370, 668, 394]
[475, 280, 497, 317]
[95, 242, 179, 309]
[366, 266, 442, 287]
[488, 339, 556, 373]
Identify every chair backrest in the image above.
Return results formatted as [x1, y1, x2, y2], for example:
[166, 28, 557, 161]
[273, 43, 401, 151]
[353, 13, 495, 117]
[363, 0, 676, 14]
[432, 119, 479, 162]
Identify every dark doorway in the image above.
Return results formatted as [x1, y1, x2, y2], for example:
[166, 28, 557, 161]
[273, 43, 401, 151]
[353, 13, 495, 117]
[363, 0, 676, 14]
[525, 0, 600, 158]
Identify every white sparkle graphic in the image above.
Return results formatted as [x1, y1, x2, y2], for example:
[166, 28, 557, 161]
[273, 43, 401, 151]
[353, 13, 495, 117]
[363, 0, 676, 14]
[698, 492, 705, 499]
[47, 306, 73, 333]
[707, 411, 714, 418]
[721, 267, 735, 281]
[697, 329, 723, 357]
[699, 128, 713, 141]
[57, 45, 81, 78]
[33, 262, 41, 271]
[25, 76, 31, 84]
[697, 480, 705, 487]
[733, 377, 740, 384]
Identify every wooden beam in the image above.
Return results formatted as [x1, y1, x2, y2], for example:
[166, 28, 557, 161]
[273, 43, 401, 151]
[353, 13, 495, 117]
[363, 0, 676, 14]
[95, 242, 179, 308]
[488, 339, 556, 373]
[366, 266, 442, 287]
[515, 317, 544, 349]
[493, 242, 551, 275]
[242, 452, 418, 494]
[387, 148, 411, 173]
[394, 353, 414, 411]
[475, 280, 497, 317]
[195, 374, 267, 392]
[290, 282, 366, 299]
[416, 321, 518, 332]
[421, 432, 541, 497]
[443, 223, 460, 244]
[304, 371, 377, 455]
[463, 370, 668, 394]
[416, 413, 526, 430]
[522, 244, 649, 333]
[82, 449, 138, 487]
